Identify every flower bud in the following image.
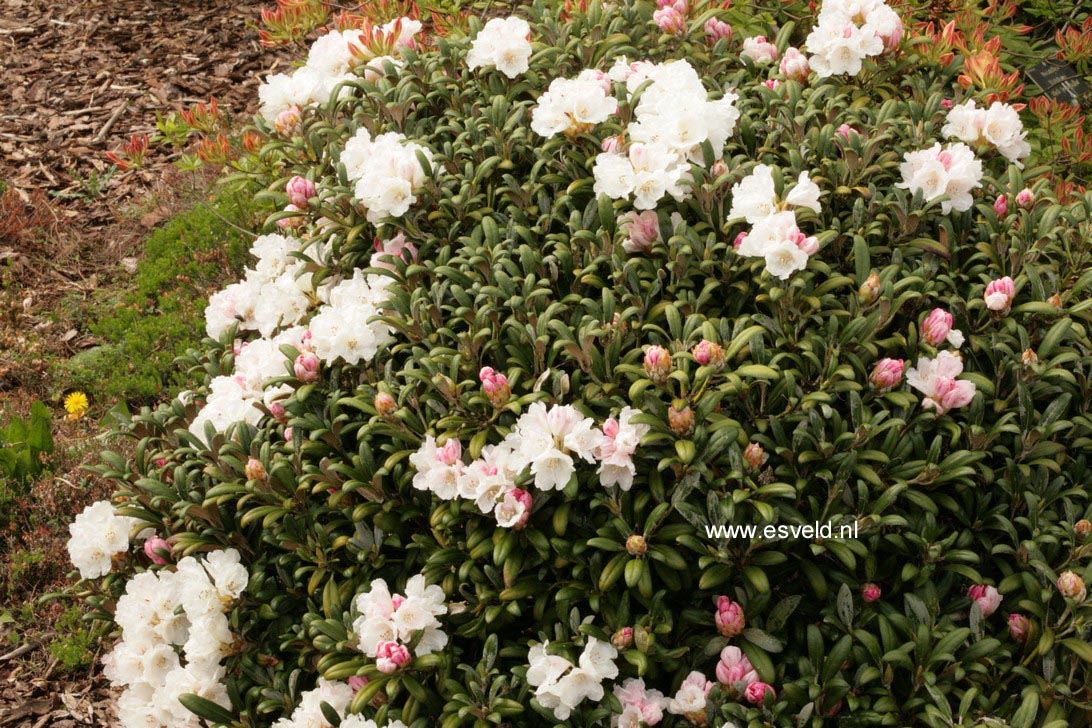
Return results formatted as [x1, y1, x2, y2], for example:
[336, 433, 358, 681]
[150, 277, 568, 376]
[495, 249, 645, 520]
[861, 583, 881, 603]
[1008, 614, 1029, 641]
[968, 584, 1002, 616]
[743, 442, 767, 470]
[984, 276, 1015, 314]
[276, 204, 304, 229]
[634, 624, 652, 652]
[1015, 187, 1034, 209]
[245, 458, 267, 482]
[1022, 348, 1038, 368]
[653, 6, 687, 34]
[348, 675, 369, 693]
[710, 158, 729, 178]
[763, 79, 781, 90]
[668, 403, 695, 437]
[836, 123, 856, 140]
[611, 627, 634, 650]
[1076, 519, 1091, 540]
[374, 392, 396, 416]
[143, 536, 172, 565]
[733, 231, 747, 250]
[626, 534, 648, 556]
[921, 308, 957, 347]
[643, 345, 672, 384]
[375, 641, 411, 673]
[269, 401, 286, 420]
[941, 98, 953, 109]
[274, 105, 302, 136]
[993, 194, 1008, 217]
[619, 210, 661, 254]
[779, 47, 810, 82]
[479, 367, 511, 408]
[715, 596, 745, 637]
[294, 351, 320, 382]
[1047, 293, 1063, 309]
[601, 134, 624, 154]
[285, 176, 316, 208]
[869, 358, 904, 392]
[858, 271, 880, 304]
[704, 17, 732, 43]
[1057, 570, 1087, 601]
[745, 681, 775, 705]
[692, 339, 726, 370]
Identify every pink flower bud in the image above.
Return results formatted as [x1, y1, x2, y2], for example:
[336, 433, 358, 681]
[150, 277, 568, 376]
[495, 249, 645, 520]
[993, 194, 1008, 217]
[653, 6, 687, 34]
[968, 584, 1002, 616]
[269, 401, 286, 420]
[859, 271, 880, 303]
[763, 79, 781, 90]
[704, 17, 733, 43]
[692, 340, 726, 369]
[285, 176, 316, 208]
[601, 134, 625, 154]
[790, 227, 819, 255]
[643, 345, 672, 384]
[880, 17, 903, 51]
[276, 204, 304, 229]
[984, 276, 1015, 313]
[743, 442, 767, 470]
[284, 426, 294, 442]
[437, 438, 462, 466]
[370, 232, 418, 271]
[1016, 188, 1034, 209]
[611, 627, 634, 650]
[626, 534, 648, 556]
[619, 210, 661, 254]
[391, 594, 406, 610]
[920, 308, 954, 347]
[779, 47, 810, 81]
[742, 35, 779, 64]
[274, 105, 302, 136]
[374, 392, 396, 416]
[155, 458, 168, 468]
[479, 367, 511, 407]
[836, 123, 856, 140]
[1057, 571, 1087, 601]
[375, 641, 411, 673]
[348, 675, 369, 693]
[861, 583, 881, 602]
[602, 417, 619, 439]
[294, 351, 320, 382]
[710, 158, 729, 178]
[668, 403, 695, 436]
[745, 681, 775, 705]
[245, 458, 267, 482]
[1008, 614, 1029, 641]
[716, 646, 758, 690]
[507, 488, 533, 529]
[869, 358, 904, 392]
[941, 98, 953, 109]
[733, 231, 748, 250]
[714, 596, 745, 637]
[1076, 519, 1092, 540]
[143, 536, 172, 565]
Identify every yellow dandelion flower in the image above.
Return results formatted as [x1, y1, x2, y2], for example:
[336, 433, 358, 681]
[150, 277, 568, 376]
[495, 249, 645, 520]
[64, 391, 89, 420]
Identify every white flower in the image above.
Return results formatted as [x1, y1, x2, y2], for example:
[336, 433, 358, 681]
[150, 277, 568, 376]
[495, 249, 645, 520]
[532, 72, 617, 137]
[741, 36, 780, 64]
[597, 407, 650, 490]
[310, 271, 392, 366]
[897, 142, 983, 214]
[67, 501, 139, 579]
[727, 164, 778, 224]
[467, 16, 532, 79]
[349, 132, 434, 222]
[784, 171, 822, 212]
[511, 403, 604, 491]
[578, 638, 618, 681]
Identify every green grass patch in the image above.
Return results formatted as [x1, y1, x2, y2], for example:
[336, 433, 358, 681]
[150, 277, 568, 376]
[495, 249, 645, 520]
[52, 189, 261, 403]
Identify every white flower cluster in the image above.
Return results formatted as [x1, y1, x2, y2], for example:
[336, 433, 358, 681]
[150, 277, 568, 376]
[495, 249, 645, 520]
[527, 638, 618, 721]
[531, 70, 617, 138]
[189, 326, 311, 440]
[105, 549, 248, 727]
[941, 100, 1031, 167]
[205, 233, 320, 340]
[804, 0, 902, 77]
[409, 403, 649, 526]
[728, 165, 823, 280]
[466, 16, 533, 79]
[592, 59, 740, 209]
[67, 500, 139, 580]
[271, 679, 351, 728]
[259, 21, 419, 122]
[309, 270, 393, 366]
[352, 575, 449, 660]
[897, 142, 983, 214]
[342, 128, 434, 223]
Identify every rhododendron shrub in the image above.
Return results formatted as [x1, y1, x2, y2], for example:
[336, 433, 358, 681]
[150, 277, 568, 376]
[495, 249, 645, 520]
[77, 1, 1092, 726]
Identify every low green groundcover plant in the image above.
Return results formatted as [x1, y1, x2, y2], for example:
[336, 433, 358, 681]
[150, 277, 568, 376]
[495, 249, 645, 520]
[70, 1, 1092, 726]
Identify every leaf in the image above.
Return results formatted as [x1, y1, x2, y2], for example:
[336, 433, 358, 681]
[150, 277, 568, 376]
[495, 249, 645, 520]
[743, 627, 784, 653]
[836, 582, 854, 628]
[766, 595, 802, 632]
[1061, 638, 1092, 663]
[177, 694, 236, 724]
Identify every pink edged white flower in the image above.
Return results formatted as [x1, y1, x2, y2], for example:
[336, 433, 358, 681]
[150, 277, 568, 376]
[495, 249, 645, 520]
[920, 308, 964, 348]
[741, 35, 779, 64]
[667, 671, 713, 720]
[941, 99, 1030, 167]
[531, 70, 618, 138]
[352, 574, 449, 662]
[906, 351, 976, 415]
[67, 501, 140, 579]
[736, 210, 818, 280]
[511, 402, 605, 491]
[779, 47, 810, 81]
[494, 487, 533, 529]
[727, 166, 823, 280]
[984, 276, 1015, 313]
[370, 231, 418, 271]
[410, 435, 465, 500]
[613, 679, 666, 727]
[528, 638, 618, 721]
[466, 16, 533, 79]
[619, 210, 661, 254]
[968, 584, 1002, 616]
[597, 407, 652, 491]
[897, 142, 983, 214]
[340, 718, 408, 728]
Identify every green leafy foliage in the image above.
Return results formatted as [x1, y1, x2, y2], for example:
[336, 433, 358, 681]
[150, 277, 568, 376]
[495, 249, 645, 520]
[0, 401, 53, 489]
[81, 1, 1092, 726]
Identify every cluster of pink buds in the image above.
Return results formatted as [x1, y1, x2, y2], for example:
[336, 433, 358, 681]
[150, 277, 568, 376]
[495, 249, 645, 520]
[861, 583, 882, 603]
[375, 640, 411, 673]
[704, 17, 732, 43]
[920, 308, 963, 348]
[245, 457, 267, 482]
[1007, 614, 1029, 641]
[644, 346, 673, 384]
[653, 0, 688, 34]
[611, 626, 634, 650]
[668, 402, 695, 437]
[869, 358, 904, 392]
[285, 176, 316, 208]
[993, 194, 1008, 217]
[984, 276, 1015, 314]
[714, 596, 745, 637]
[1015, 188, 1034, 209]
[743, 442, 767, 470]
[692, 339, 726, 370]
[968, 584, 1002, 616]
[619, 210, 661, 254]
[294, 350, 320, 382]
[479, 367, 510, 407]
[780, 47, 810, 81]
[1057, 571, 1087, 601]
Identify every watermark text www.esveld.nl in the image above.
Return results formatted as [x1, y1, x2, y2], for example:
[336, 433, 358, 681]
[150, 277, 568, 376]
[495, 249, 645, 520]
[704, 522, 859, 540]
